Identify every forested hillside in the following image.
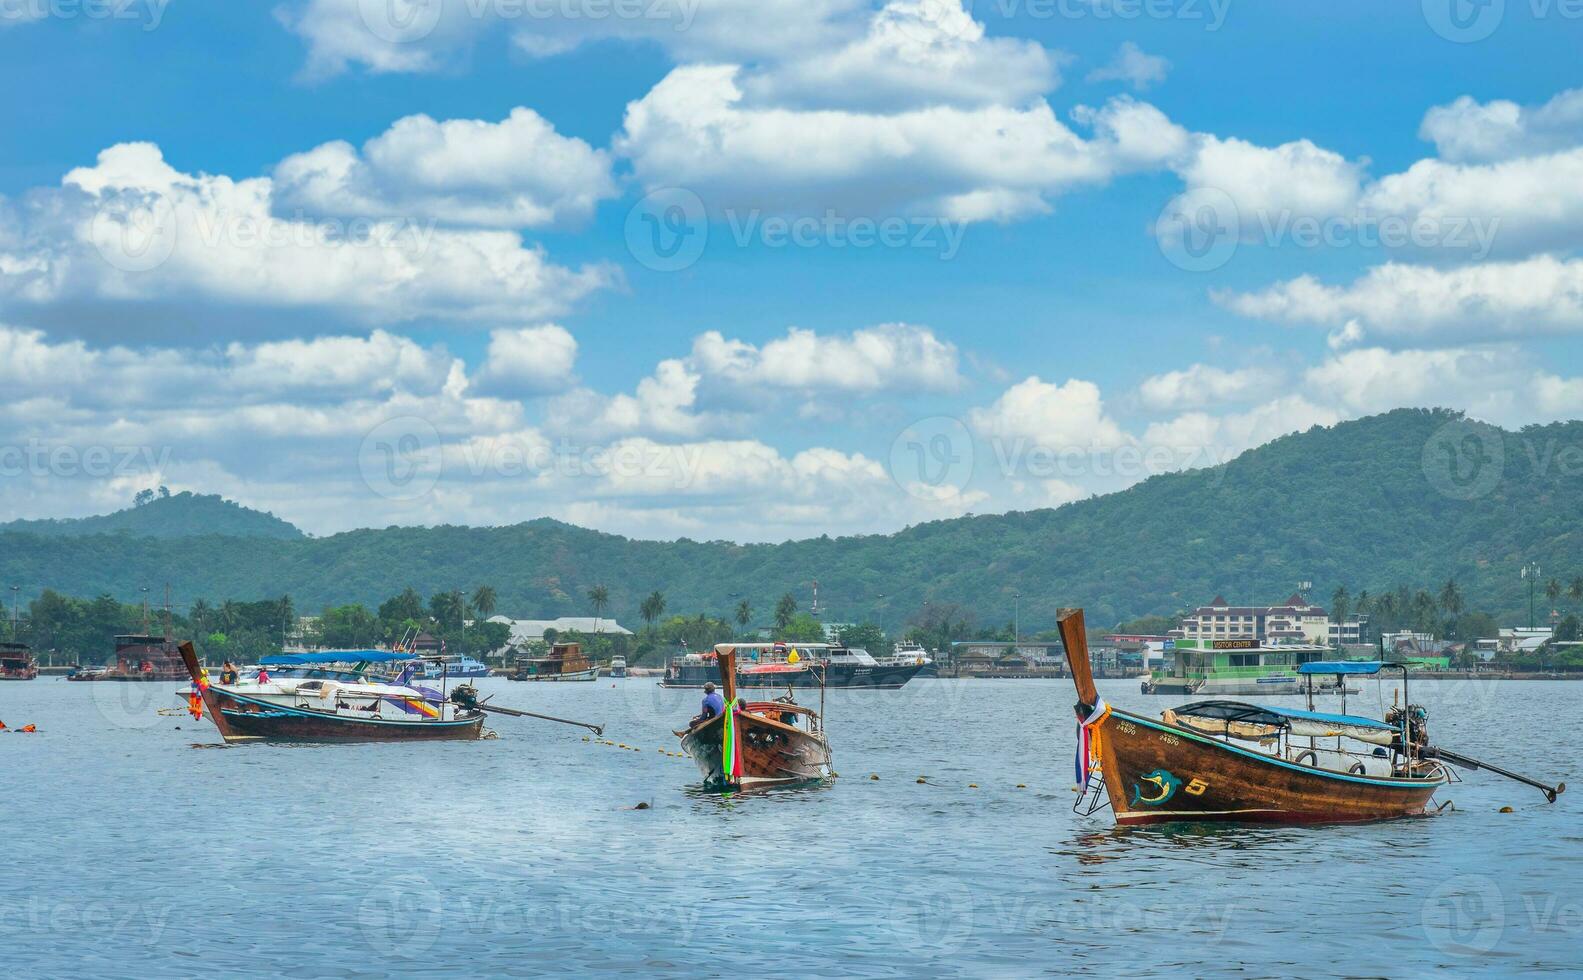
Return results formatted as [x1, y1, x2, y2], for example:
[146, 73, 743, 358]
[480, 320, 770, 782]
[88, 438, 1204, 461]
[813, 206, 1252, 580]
[1, 409, 1578, 632]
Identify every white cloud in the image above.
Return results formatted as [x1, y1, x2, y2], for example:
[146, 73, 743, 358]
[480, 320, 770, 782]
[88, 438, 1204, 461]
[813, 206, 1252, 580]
[1136, 363, 1282, 411]
[690, 323, 960, 392]
[0, 142, 616, 333]
[619, 65, 1184, 222]
[1216, 255, 1583, 341]
[968, 376, 1129, 449]
[1175, 134, 1364, 227]
[273, 108, 617, 228]
[1086, 41, 1169, 92]
[473, 324, 579, 394]
[742, 0, 1059, 110]
[1302, 346, 1526, 417]
[1141, 395, 1340, 462]
[278, 0, 865, 79]
[1420, 89, 1583, 163]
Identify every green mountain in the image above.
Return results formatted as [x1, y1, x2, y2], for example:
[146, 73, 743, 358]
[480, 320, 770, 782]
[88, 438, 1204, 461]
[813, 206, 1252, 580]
[0, 492, 304, 541]
[0, 409, 1576, 630]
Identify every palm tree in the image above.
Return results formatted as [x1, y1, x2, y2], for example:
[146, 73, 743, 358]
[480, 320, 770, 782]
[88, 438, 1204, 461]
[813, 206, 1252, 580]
[1374, 592, 1397, 630]
[774, 593, 797, 632]
[471, 585, 497, 620]
[1546, 578, 1562, 614]
[1330, 585, 1350, 626]
[1569, 577, 1583, 608]
[735, 599, 752, 637]
[1439, 579, 1463, 617]
[640, 591, 666, 627]
[587, 585, 610, 634]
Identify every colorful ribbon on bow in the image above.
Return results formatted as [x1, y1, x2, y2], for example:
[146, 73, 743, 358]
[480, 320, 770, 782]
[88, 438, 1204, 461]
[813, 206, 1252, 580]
[721, 697, 745, 782]
[1076, 699, 1111, 790]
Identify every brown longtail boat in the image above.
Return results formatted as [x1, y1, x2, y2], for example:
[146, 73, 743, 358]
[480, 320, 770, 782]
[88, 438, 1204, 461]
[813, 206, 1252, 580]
[1057, 607, 1564, 826]
[675, 646, 832, 791]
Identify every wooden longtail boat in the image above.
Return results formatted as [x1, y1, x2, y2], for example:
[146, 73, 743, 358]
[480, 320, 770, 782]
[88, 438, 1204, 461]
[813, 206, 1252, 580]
[511, 641, 599, 682]
[675, 646, 832, 791]
[176, 644, 485, 743]
[1057, 608, 1452, 825]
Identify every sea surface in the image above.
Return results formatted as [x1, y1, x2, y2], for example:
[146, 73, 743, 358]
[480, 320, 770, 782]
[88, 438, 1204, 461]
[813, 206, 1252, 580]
[3, 674, 1580, 978]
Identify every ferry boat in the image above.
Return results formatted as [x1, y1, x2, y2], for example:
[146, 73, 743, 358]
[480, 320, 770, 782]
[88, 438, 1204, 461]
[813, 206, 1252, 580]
[662, 642, 923, 690]
[67, 634, 188, 682]
[510, 641, 599, 681]
[609, 656, 628, 678]
[876, 641, 938, 678]
[1141, 638, 1351, 696]
[0, 642, 38, 680]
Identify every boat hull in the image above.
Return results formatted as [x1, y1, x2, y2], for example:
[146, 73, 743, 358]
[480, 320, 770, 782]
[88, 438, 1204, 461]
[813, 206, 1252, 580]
[1091, 706, 1445, 825]
[662, 660, 922, 690]
[679, 710, 831, 790]
[510, 666, 599, 682]
[209, 689, 484, 741]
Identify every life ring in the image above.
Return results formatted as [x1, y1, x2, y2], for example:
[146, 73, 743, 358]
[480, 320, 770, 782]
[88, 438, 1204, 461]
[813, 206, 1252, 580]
[1348, 762, 1367, 775]
[1294, 750, 1318, 767]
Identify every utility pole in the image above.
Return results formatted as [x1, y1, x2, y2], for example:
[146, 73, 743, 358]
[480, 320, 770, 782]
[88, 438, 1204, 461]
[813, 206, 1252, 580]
[9, 585, 17, 640]
[141, 586, 150, 635]
[1522, 562, 1541, 630]
[1014, 591, 1021, 655]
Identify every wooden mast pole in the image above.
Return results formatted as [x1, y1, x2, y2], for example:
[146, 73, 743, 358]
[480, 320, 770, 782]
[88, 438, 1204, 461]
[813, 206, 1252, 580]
[1057, 608, 1099, 707]
[717, 646, 738, 703]
[176, 641, 237, 741]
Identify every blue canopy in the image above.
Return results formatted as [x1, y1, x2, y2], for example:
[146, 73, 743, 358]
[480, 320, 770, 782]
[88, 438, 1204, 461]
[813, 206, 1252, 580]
[260, 650, 413, 666]
[1174, 700, 1398, 738]
[1266, 705, 1397, 732]
[1298, 660, 1385, 675]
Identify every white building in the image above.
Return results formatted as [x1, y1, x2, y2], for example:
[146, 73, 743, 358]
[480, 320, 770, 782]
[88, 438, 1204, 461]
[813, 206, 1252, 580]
[1176, 594, 1331, 645]
[488, 616, 633, 648]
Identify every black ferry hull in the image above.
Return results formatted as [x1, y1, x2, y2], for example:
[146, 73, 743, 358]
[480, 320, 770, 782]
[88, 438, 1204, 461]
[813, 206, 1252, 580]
[661, 660, 922, 690]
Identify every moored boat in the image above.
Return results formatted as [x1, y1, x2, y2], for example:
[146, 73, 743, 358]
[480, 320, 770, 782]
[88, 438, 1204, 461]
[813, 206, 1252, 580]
[0, 642, 39, 680]
[675, 646, 832, 791]
[1060, 607, 1563, 825]
[662, 642, 921, 690]
[67, 634, 188, 681]
[609, 656, 627, 678]
[876, 641, 937, 678]
[176, 646, 486, 742]
[510, 641, 599, 681]
[1140, 638, 1352, 696]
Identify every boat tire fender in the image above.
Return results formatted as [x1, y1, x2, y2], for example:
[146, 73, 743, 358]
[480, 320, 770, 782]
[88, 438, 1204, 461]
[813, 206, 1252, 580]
[1294, 750, 1318, 767]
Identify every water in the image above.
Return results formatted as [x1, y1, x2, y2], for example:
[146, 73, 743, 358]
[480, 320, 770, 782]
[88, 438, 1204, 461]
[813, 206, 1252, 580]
[3, 675, 1579, 977]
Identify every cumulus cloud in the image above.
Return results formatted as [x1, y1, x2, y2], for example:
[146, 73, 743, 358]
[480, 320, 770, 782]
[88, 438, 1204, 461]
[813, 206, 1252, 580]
[689, 322, 960, 392]
[1086, 41, 1169, 92]
[0, 142, 616, 336]
[473, 324, 579, 394]
[1136, 364, 1282, 411]
[1215, 255, 1583, 341]
[968, 376, 1129, 449]
[1175, 134, 1365, 228]
[1420, 89, 1583, 163]
[273, 108, 617, 228]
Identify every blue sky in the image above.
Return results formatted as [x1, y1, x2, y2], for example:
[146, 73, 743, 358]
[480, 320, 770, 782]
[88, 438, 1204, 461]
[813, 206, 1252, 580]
[1, 1, 1580, 539]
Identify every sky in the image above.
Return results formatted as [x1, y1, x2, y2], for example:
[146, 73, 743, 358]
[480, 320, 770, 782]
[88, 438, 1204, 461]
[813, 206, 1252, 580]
[0, 0, 1580, 540]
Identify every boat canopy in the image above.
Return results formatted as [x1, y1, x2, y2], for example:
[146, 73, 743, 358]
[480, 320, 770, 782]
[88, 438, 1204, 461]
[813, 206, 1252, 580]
[260, 650, 414, 666]
[1170, 699, 1398, 746]
[1297, 660, 1402, 675]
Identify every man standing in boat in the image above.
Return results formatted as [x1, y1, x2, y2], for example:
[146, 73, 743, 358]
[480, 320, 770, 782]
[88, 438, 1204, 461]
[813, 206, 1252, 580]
[692, 681, 724, 726]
